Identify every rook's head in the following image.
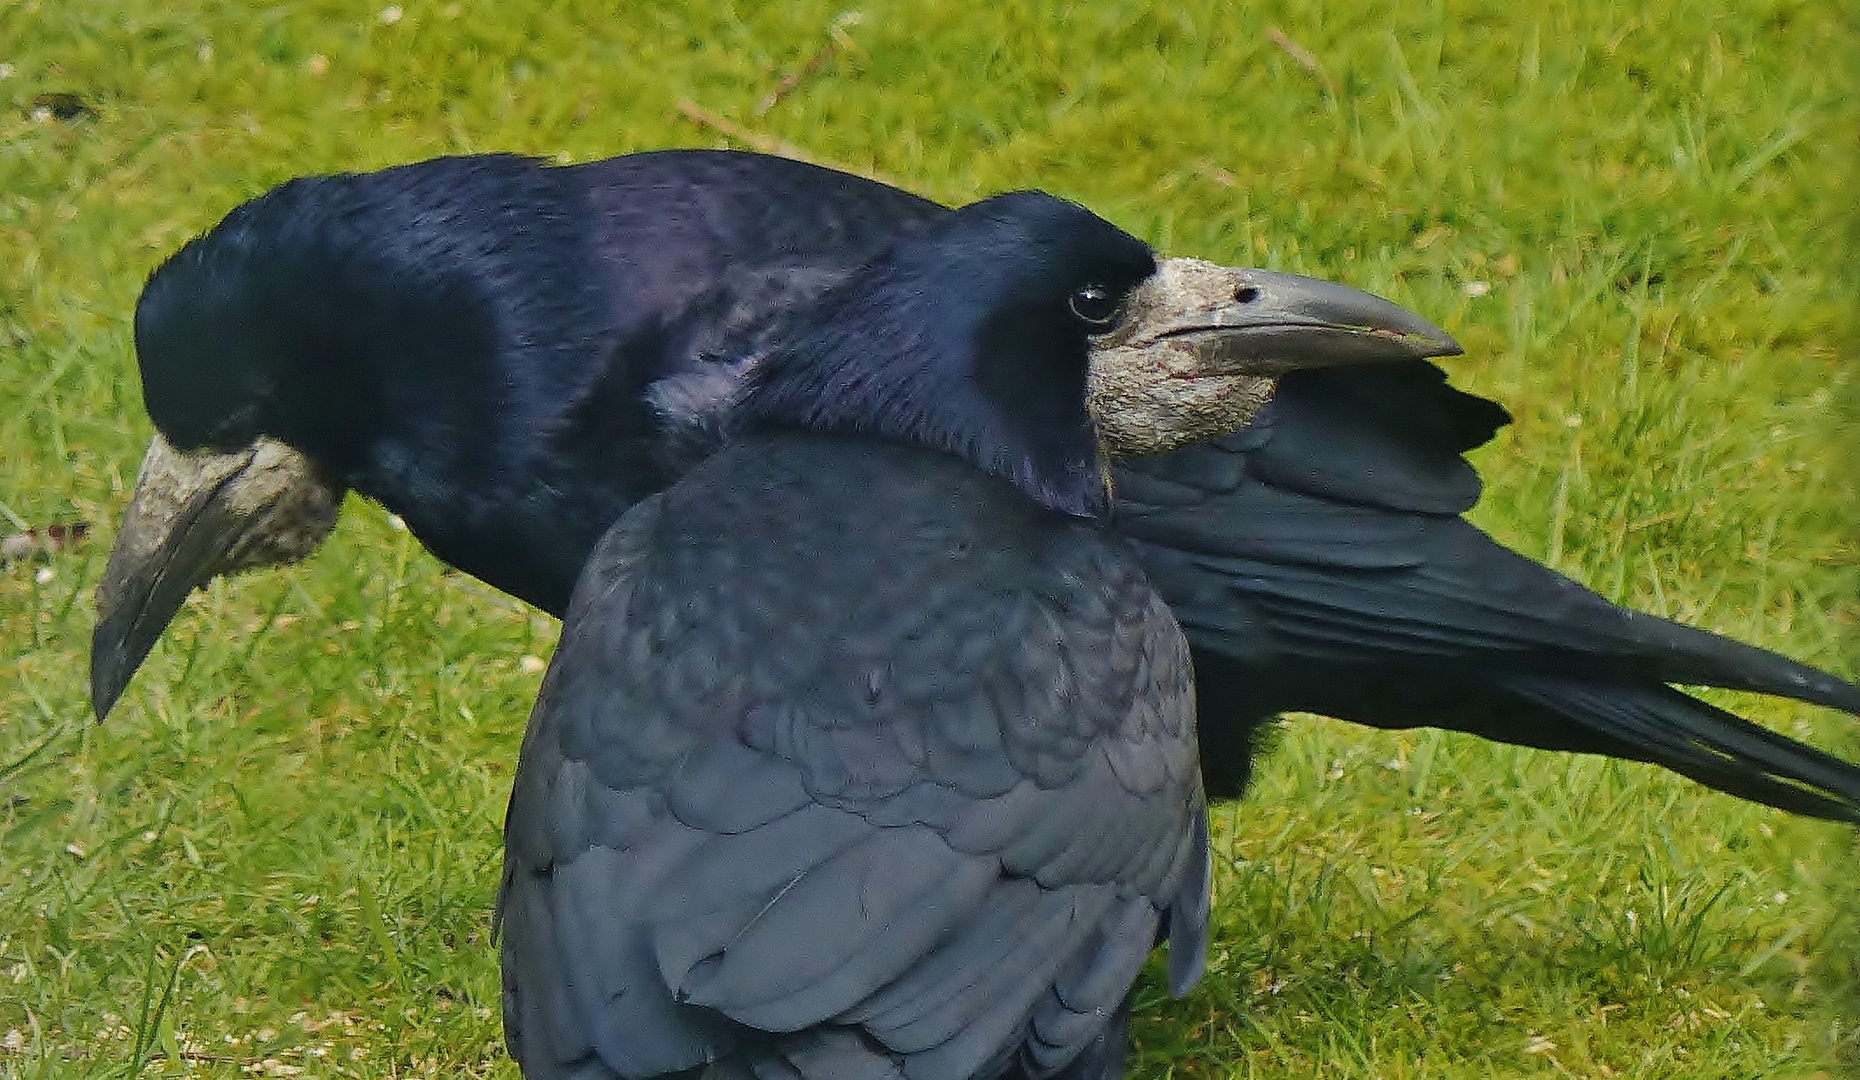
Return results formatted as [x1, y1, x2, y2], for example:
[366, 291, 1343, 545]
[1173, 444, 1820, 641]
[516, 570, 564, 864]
[743, 191, 1160, 519]
[743, 191, 1462, 516]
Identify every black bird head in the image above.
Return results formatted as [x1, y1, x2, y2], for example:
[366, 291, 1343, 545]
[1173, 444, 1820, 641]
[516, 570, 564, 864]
[743, 191, 1159, 519]
[134, 221, 285, 454]
[131, 176, 408, 462]
[133, 155, 611, 484]
[110, 198, 365, 632]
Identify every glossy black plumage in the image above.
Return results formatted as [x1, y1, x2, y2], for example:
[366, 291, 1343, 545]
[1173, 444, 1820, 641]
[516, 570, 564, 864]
[119, 149, 1860, 819]
[132, 151, 944, 612]
[498, 196, 1207, 1079]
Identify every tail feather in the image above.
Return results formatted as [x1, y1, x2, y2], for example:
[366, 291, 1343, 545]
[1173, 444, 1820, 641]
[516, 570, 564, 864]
[1185, 649, 1860, 821]
[1499, 675, 1860, 823]
[1171, 540, 1860, 715]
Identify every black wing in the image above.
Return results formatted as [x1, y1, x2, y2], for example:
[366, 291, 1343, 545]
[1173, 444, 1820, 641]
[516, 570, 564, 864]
[1114, 361, 1860, 819]
[500, 439, 1208, 1080]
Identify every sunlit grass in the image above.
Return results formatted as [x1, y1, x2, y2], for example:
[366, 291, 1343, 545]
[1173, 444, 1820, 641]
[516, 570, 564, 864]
[2, 1, 1854, 1076]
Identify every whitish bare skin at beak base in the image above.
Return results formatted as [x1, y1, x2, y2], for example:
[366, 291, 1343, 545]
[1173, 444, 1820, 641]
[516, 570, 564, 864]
[90, 435, 342, 719]
[1090, 259, 1462, 457]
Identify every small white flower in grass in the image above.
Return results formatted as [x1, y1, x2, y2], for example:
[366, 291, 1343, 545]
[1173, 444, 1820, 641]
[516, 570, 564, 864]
[1773, 891, 1788, 904]
[519, 654, 547, 674]
[1524, 1034, 1555, 1054]
[35, 566, 53, 584]
[2, 1029, 22, 1052]
[1462, 280, 1491, 297]
[0, 62, 14, 79]
[379, 5, 403, 24]
[388, 513, 407, 531]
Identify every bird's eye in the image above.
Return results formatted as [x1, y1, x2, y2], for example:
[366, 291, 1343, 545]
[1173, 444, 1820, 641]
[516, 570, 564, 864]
[1067, 284, 1120, 329]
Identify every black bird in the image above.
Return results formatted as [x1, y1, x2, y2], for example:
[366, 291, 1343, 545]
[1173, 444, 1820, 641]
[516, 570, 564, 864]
[500, 191, 1208, 1080]
[92, 150, 1860, 820]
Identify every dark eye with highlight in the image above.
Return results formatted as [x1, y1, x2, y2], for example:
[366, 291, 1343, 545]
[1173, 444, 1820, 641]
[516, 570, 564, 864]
[1067, 284, 1120, 329]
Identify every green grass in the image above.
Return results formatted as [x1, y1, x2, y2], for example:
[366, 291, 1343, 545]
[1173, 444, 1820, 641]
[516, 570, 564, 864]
[2, 0, 1855, 1076]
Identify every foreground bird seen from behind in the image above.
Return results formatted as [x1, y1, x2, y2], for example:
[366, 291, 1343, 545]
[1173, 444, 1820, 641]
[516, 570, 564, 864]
[499, 192, 1212, 1080]
[93, 149, 1860, 823]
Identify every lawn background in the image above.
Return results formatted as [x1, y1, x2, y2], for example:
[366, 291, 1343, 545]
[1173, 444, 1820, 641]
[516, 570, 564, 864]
[1, 1, 1855, 1076]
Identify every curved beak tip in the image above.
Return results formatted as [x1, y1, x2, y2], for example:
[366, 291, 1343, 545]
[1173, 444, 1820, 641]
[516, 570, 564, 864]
[89, 646, 132, 722]
[1404, 323, 1463, 359]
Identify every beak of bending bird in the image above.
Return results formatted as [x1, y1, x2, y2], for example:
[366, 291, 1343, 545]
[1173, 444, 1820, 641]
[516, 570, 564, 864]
[88, 258, 1456, 719]
[89, 436, 342, 719]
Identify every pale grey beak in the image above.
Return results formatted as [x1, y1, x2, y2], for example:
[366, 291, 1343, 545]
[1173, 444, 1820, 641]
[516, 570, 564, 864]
[1111, 259, 1460, 371]
[90, 435, 342, 720]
